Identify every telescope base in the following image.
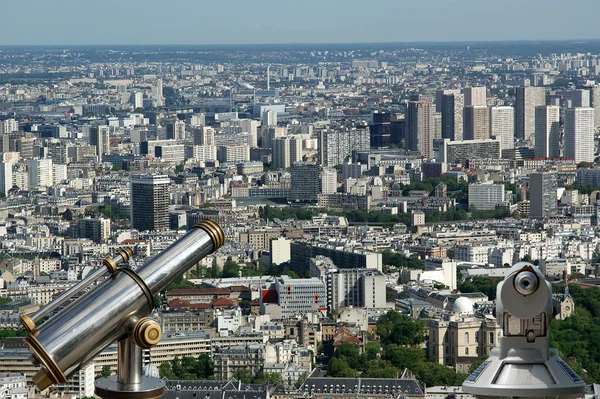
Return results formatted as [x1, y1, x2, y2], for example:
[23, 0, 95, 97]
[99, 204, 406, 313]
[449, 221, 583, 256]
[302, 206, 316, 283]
[95, 375, 165, 399]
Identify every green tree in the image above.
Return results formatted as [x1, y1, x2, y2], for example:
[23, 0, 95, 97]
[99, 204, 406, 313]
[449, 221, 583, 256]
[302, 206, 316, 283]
[222, 261, 240, 278]
[234, 368, 252, 384]
[376, 310, 425, 346]
[98, 365, 112, 378]
[159, 362, 177, 380]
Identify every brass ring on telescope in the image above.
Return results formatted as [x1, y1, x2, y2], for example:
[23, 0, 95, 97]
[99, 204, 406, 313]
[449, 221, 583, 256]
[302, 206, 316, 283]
[119, 268, 155, 310]
[25, 333, 67, 389]
[20, 313, 36, 332]
[193, 219, 225, 253]
[119, 247, 134, 262]
[103, 257, 118, 273]
[131, 317, 162, 349]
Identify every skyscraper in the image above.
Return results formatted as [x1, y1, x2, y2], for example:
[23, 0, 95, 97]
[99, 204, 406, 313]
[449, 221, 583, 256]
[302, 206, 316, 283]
[571, 89, 590, 108]
[441, 93, 464, 141]
[463, 87, 487, 106]
[489, 106, 515, 150]
[463, 106, 489, 140]
[591, 87, 600, 128]
[530, 172, 557, 219]
[28, 159, 53, 189]
[320, 167, 337, 195]
[130, 174, 170, 232]
[406, 101, 432, 158]
[435, 89, 461, 113]
[370, 111, 391, 147]
[0, 161, 13, 196]
[534, 106, 560, 159]
[192, 126, 215, 146]
[515, 87, 546, 143]
[272, 136, 302, 169]
[88, 125, 110, 162]
[289, 163, 321, 203]
[166, 120, 185, 141]
[318, 126, 370, 167]
[564, 107, 595, 163]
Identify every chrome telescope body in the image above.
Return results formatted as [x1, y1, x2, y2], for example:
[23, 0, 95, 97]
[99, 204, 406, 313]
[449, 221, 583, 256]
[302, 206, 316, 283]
[20, 248, 134, 332]
[24, 220, 224, 393]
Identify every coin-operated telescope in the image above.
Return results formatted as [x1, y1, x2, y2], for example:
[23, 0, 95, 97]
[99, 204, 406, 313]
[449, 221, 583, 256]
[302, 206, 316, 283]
[463, 262, 585, 399]
[21, 219, 224, 399]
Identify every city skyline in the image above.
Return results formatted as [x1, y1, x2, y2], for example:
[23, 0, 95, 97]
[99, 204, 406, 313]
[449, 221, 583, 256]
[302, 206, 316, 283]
[2, 0, 600, 45]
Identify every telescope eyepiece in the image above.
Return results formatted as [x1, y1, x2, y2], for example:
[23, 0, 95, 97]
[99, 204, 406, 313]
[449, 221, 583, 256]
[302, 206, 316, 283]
[514, 270, 539, 296]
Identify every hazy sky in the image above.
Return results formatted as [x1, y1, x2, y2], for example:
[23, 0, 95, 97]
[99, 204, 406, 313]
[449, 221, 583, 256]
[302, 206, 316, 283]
[2, 0, 599, 45]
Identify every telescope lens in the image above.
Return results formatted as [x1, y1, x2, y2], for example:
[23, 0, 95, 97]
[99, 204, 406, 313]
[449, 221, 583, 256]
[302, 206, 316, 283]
[514, 271, 539, 296]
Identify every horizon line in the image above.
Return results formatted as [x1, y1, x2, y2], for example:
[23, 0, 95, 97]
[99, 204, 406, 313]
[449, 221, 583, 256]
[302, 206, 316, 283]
[2, 38, 600, 47]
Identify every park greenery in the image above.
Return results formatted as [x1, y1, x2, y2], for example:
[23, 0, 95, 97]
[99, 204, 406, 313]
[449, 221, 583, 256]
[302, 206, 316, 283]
[549, 284, 600, 383]
[159, 354, 214, 380]
[458, 276, 501, 300]
[327, 310, 468, 386]
[381, 249, 425, 270]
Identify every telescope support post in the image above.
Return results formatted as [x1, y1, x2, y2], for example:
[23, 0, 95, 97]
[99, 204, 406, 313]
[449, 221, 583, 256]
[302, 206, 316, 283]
[95, 338, 165, 399]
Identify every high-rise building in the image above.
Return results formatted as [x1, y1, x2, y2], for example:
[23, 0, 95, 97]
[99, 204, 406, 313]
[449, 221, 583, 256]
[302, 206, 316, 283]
[0, 119, 18, 134]
[130, 174, 170, 232]
[88, 125, 110, 162]
[289, 163, 321, 203]
[441, 93, 464, 141]
[591, 87, 600, 128]
[28, 159, 53, 189]
[489, 106, 515, 150]
[571, 89, 590, 108]
[318, 126, 370, 167]
[272, 136, 302, 169]
[530, 172, 557, 218]
[330, 269, 386, 312]
[217, 145, 250, 163]
[78, 218, 111, 243]
[370, 111, 391, 147]
[468, 182, 505, 210]
[515, 87, 546, 143]
[166, 120, 185, 141]
[130, 91, 144, 109]
[534, 106, 560, 159]
[463, 87, 487, 106]
[320, 168, 337, 195]
[406, 101, 432, 158]
[463, 106, 489, 140]
[564, 107, 595, 163]
[435, 89, 461, 113]
[192, 126, 215, 146]
[0, 161, 13, 196]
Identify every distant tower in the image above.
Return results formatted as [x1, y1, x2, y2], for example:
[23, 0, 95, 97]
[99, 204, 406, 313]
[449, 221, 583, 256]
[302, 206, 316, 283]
[267, 65, 270, 91]
[564, 107, 595, 163]
[130, 174, 170, 232]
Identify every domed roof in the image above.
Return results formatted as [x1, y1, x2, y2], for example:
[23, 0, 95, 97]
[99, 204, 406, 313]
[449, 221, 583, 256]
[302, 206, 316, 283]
[452, 297, 474, 315]
[142, 363, 160, 378]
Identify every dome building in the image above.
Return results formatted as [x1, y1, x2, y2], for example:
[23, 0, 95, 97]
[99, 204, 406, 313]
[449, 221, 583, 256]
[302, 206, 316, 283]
[428, 296, 501, 374]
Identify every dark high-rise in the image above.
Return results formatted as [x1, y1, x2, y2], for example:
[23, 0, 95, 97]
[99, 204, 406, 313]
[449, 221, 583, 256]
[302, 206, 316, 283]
[130, 174, 170, 232]
[369, 111, 391, 148]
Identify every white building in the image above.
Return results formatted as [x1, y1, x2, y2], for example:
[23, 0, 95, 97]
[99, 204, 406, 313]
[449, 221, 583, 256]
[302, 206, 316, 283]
[534, 106, 560, 159]
[564, 107, 594, 163]
[272, 136, 302, 169]
[271, 237, 291, 265]
[468, 182, 505, 211]
[464, 87, 487, 106]
[0, 161, 13, 196]
[489, 106, 514, 150]
[273, 275, 327, 318]
[320, 168, 337, 195]
[28, 159, 53, 189]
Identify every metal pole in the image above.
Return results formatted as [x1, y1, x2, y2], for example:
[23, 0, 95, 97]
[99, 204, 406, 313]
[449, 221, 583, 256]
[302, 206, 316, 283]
[117, 339, 142, 385]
